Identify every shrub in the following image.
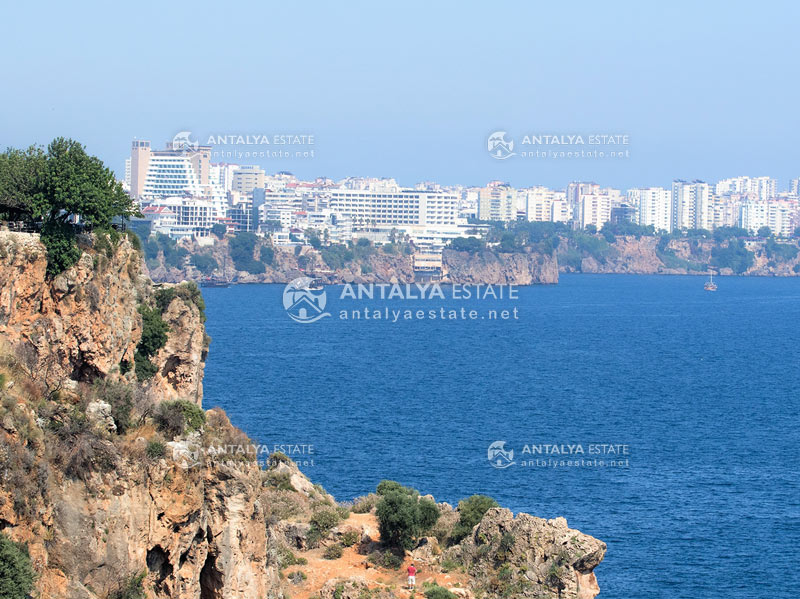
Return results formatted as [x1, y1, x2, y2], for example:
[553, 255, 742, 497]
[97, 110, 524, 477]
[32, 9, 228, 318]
[63, 434, 118, 480]
[423, 583, 456, 599]
[368, 549, 404, 570]
[340, 530, 360, 547]
[288, 570, 307, 584]
[265, 471, 296, 492]
[192, 253, 218, 274]
[321, 244, 354, 269]
[211, 223, 227, 239]
[450, 495, 498, 544]
[376, 490, 439, 550]
[323, 543, 344, 560]
[229, 232, 266, 273]
[376, 480, 417, 497]
[154, 400, 205, 438]
[351, 493, 380, 513]
[0, 532, 35, 599]
[448, 237, 484, 253]
[146, 440, 166, 459]
[278, 548, 308, 569]
[92, 379, 134, 434]
[135, 304, 169, 381]
[310, 507, 341, 533]
[109, 571, 146, 599]
[336, 505, 351, 520]
[260, 245, 275, 265]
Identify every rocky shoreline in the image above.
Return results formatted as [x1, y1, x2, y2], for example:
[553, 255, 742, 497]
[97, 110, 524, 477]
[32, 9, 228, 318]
[143, 234, 800, 288]
[0, 231, 605, 599]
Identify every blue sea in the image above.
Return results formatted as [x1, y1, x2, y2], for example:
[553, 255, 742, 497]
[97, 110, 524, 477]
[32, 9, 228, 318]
[201, 275, 800, 599]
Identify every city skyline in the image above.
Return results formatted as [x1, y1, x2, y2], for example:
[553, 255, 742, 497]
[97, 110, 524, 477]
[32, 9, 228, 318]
[2, 1, 800, 189]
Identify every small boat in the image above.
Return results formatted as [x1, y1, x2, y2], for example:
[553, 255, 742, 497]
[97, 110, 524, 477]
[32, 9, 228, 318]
[704, 272, 717, 292]
[200, 277, 230, 288]
[307, 277, 324, 291]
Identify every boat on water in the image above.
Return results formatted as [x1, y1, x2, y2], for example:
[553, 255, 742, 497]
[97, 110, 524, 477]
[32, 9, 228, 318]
[307, 277, 324, 291]
[200, 277, 230, 288]
[704, 272, 717, 291]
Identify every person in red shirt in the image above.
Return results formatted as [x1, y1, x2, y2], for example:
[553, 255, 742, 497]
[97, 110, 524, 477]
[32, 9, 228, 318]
[407, 563, 417, 589]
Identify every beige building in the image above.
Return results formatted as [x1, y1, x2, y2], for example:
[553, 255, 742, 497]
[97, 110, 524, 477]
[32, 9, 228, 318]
[232, 165, 266, 196]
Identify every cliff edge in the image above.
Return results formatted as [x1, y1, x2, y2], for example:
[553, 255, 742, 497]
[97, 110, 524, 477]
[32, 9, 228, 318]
[0, 232, 602, 599]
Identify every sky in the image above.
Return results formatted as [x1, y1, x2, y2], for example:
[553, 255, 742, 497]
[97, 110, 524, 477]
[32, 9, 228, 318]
[1, 0, 799, 190]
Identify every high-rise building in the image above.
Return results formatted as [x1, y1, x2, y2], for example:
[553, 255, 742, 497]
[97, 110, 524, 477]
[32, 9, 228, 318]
[524, 187, 567, 222]
[740, 200, 796, 237]
[672, 180, 711, 231]
[716, 176, 776, 201]
[232, 165, 266, 196]
[628, 187, 671, 232]
[476, 183, 517, 221]
[129, 140, 211, 201]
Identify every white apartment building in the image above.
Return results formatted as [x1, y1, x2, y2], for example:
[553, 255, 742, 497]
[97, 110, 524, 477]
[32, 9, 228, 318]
[577, 193, 612, 230]
[628, 187, 671, 232]
[328, 186, 458, 229]
[145, 196, 217, 240]
[524, 187, 568, 222]
[476, 184, 517, 221]
[740, 200, 796, 237]
[672, 180, 711, 231]
[716, 176, 776, 202]
[209, 163, 240, 192]
[130, 140, 212, 202]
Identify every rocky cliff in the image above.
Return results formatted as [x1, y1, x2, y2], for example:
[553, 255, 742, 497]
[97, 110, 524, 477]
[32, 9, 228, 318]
[0, 231, 206, 404]
[559, 234, 800, 276]
[145, 237, 558, 286]
[443, 249, 559, 285]
[0, 231, 603, 599]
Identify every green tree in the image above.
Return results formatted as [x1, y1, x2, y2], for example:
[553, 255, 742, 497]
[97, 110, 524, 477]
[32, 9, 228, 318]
[211, 223, 227, 239]
[0, 532, 36, 599]
[0, 145, 46, 220]
[375, 484, 439, 550]
[1, 138, 139, 275]
[757, 226, 772, 238]
[450, 495, 499, 543]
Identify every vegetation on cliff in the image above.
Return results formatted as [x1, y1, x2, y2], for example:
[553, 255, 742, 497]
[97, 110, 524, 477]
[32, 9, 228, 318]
[0, 138, 140, 275]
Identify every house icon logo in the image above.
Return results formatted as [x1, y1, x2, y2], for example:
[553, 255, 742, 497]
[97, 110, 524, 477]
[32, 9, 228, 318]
[488, 440, 516, 469]
[283, 277, 331, 324]
[487, 131, 515, 160]
[172, 130, 199, 156]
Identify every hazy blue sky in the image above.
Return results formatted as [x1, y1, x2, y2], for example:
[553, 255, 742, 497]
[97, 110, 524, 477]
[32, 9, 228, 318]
[1, 1, 798, 190]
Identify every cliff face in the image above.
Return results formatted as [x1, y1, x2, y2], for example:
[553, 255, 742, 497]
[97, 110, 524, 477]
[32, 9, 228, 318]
[443, 249, 559, 285]
[560, 235, 800, 276]
[0, 231, 604, 599]
[145, 239, 558, 286]
[0, 423, 279, 599]
[448, 508, 606, 599]
[0, 231, 206, 404]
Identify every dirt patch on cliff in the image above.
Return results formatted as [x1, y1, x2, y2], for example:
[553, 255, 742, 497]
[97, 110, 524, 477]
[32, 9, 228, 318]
[288, 513, 468, 599]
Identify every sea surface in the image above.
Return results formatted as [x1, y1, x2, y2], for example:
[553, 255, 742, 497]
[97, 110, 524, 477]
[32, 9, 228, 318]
[201, 274, 800, 599]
